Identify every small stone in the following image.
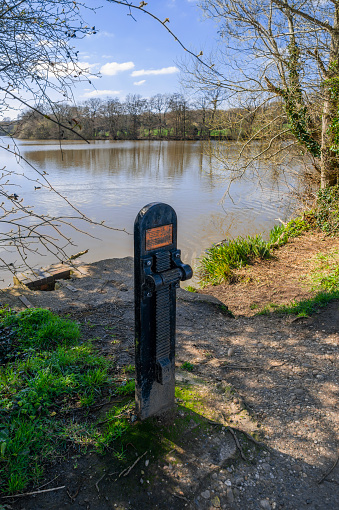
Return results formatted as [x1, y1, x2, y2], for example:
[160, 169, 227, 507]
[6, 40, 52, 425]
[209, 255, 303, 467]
[260, 500, 271, 510]
[226, 488, 234, 504]
[201, 490, 210, 499]
[235, 476, 244, 486]
[145, 459, 149, 467]
[262, 463, 271, 472]
[212, 496, 221, 508]
[140, 478, 143, 484]
[295, 389, 303, 396]
[228, 347, 235, 357]
[212, 473, 218, 480]
[224, 479, 232, 486]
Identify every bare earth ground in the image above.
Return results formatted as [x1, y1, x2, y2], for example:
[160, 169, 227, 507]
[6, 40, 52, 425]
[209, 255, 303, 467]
[200, 232, 339, 316]
[0, 234, 338, 510]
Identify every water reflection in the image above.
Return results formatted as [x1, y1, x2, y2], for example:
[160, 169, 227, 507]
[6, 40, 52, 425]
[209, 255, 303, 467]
[1, 140, 305, 286]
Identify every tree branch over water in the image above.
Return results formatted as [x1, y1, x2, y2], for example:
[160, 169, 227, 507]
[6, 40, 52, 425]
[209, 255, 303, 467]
[0, 0, 128, 276]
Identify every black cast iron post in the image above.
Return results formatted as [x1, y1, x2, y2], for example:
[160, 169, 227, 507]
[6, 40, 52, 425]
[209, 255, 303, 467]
[134, 203, 193, 420]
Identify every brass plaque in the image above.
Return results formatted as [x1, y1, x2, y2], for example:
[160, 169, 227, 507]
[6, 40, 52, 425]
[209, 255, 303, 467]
[145, 224, 173, 250]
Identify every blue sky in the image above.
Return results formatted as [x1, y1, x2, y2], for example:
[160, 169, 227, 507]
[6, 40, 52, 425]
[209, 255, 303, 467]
[71, 0, 218, 102]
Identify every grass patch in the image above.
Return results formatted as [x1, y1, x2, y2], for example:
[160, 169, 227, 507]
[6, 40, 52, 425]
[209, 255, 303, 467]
[275, 290, 339, 317]
[255, 303, 280, 316]
[0, 307, 137, 495]
[180, 361, 195, 372]
[0, 307, 79, 358]
[185, 285, 198, 293]
[198, 234, 272, 286]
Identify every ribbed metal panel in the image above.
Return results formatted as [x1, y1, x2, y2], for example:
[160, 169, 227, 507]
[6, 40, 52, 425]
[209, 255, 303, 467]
[156, 286, 170, 361]
[155, 251, 171, 273]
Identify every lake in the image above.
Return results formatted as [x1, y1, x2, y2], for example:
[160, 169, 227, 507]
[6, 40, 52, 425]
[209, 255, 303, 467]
[1, 139, 303, 287]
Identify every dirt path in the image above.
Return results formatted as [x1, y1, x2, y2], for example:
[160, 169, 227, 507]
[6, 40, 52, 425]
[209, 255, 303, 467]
[1, 244, 338, 510]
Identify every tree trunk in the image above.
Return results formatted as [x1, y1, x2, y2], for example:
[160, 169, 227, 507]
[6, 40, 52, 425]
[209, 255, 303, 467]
[321, 96, 339, 187]
[320, 6, 339, 188]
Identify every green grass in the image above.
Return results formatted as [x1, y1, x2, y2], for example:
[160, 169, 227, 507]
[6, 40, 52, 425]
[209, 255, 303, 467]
[185, 285, 198, 293]
[273, 247, 339, 317]
[255, 244, 339, 317]
[0, 308, 79, 354]
[0, 307, 136, 495]
[199, 234, 272, 286]
[180, 361, 195, 372]
[274, 290, 339, 317]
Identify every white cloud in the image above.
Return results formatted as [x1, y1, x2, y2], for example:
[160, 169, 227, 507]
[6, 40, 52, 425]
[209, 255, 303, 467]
[82, 90, 120, 98]
[100, 61, 135, 76]
[134, 80, 146, 86]
[131, 66, 179, 77]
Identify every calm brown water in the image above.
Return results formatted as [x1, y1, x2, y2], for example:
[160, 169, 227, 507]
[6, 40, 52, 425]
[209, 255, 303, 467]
[1, 140, 302, 286]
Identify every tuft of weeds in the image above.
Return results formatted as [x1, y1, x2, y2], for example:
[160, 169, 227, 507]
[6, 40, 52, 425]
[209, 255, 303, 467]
[116, 379, 135, 396]
[199, 234, 271, 286]
[255, 303, 279, 316]
[180, 361, 195, 372]
[185, 285, 198, 293]
[122, 364, 135, 374]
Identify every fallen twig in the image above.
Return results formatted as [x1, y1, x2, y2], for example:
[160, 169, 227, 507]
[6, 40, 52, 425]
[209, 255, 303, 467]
[324, 478, 339, 485]
[224, 365, 263, 370]
[318, 454, 339, 484]
[95, 473, 106, 493]
[37, 474, 60, 491]
[173, 493, 189, 502]
[291, 316, 310, 323]
[115, 450, 148, 481]
[227, 427, 246, 460]
[2, 486, 65, 498]
[66, 487, 79, 502]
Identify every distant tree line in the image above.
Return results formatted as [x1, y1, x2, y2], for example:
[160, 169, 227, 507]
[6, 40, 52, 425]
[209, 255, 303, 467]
[7, 92, 288, 142]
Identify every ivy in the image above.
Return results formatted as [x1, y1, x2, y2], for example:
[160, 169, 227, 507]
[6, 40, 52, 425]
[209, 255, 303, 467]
[324, 61, 339, 154]
[283, 42, 321, 158]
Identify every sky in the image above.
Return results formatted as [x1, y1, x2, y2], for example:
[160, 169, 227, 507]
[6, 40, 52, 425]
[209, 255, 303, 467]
[66, 0, 219, 103]
[1, 1, 221, 119]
